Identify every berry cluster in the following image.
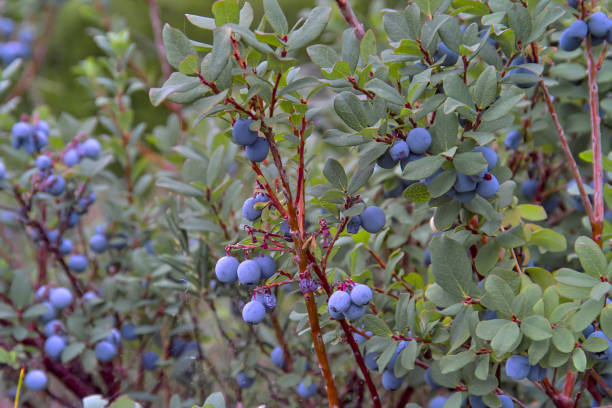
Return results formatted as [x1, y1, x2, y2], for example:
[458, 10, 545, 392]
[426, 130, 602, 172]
[560, 11, 612, 51]
[363, 341, 411, 390]
[0, 17, 32, 65]
[12, 119, 49, 155]
[376, 127, 432, 170]
[327, 283, 373, 321]
[346, 206, 386, 234]
[232, 118, 269, 162]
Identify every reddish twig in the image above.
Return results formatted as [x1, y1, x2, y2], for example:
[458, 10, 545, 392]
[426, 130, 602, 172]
[334, 0, 365, 40]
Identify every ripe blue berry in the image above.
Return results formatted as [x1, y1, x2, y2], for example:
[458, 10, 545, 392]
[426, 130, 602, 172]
[505, 354, 531, 379]
[36, 155, 52, 170]
[588, 12, 612, 38]
[142, 351, 159, 370]
[390, 140, 410, 161]
[254, 292, 277, 312]
[508, 56, 538, 88]
[237, 259, 262, 285]
[68, 254, 88, 273]
[353, 330, 371, 344]
[407, 128, 432, 154]
[254, 254, 276, 280]
[64, 148, 80, 167]
[433, 42, 458, 66]
[505, 130, 522, 149]
[350, 284, 372, 306]
[347, 215, 361, 234]
[382, 369, 404, 390]
[90, 234, 108, 253]
[106, 328, 121, 345]
[59, 238, 73, 255]
[429, 396, 448, 408]
[588, 331, 612, 360]
[376, 150, 398, 169]
[237, 373, 254, 388]
[468, 396, 487, 408]
[527, 364, 547, 381]
[343, 303, 365, 321]
[328, 304, 344, 319]
[45, 175, 65, 196]
[215, 256, 239, 283]
[360, 206, 386, 233]
[242, 300, 266, 324]
[499, 395, 514, 408]
[12, 122, 30, 139]
[474, 146, 497, 171]
[424, 248, 431, 265]
[95, 340, 117, 362]
[454, 173, 477, 193]
[121, 323, 138, 340]
[560, 20, 588, 51]
[49, 287, 72, 309]
[270, 346, 285, 368]
[24, 370, 47, 390]
[232, 119, 258, 146]
[44, 335, 66, 359]
[82, 138, 101, 159]
[245, 138, 269, 162]
[476, 174, 499, 198]
[296, 381, 318, 398]
[328, 290, 351, 314]
[387, 341, 409, 371]
[521, 179, 539, 199]
[242, 197, 262, 221]
[364, 353, 379, 371]
[44, 320, 65, 336]
[40, 301, 56, 322]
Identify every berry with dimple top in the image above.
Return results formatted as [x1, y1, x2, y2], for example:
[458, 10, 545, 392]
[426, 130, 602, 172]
[270, 346, 285, 368]
[390, 140, 410, 160]
[297, 381, 318, 398]
[254, 291, 277, 312]
[215, 256, 239, 283]
[343, 303, 365, 321]
[242, 300, 266, 324]
[45, 175, 65, 196]
[376, 150, 398, 169]
[588, 12, 612, 38]
[347, 215, 361, 234]
[360, 206, 386, 233]
[237, 259, 262, 285]
[429, 396, 448, 408]
[364, 353, 379, 370]
[106, 328, 121, 345]
[44, 335, 66, 359]
[454, 173, 477, 193]
[25, 370, 47, 390]
[142, 351, 159, 370]
[407, 128, 432, 154]
[328, 304, 344, 319]
[505, 355, 531, 379]
[254, 254, 276, 279]
[64, 149, 80, 167]
[505, 130, 522, 149]
[237, 372, 254, 388]
[68, 254, 88, 273]
[242, 197, 263, 221]
[44, 320, 65, 336]
[328, 290, 351, 313]
[232, 119, 258, 146]
[82, 138, 101, 159]
[476, 174, 499, 198]
[433, 42, 458, 66]
[95, 341, 117, 362]
[521, 179, 539, 199]
[245, 138, 269, 162]
[90, 234, 108, 253]
[474, 146, 497, 171]
[36, 155, 52, 170]
[350, 284, 372, 306]
[382, 369, 404, 390]
[49, 287, 72, 309]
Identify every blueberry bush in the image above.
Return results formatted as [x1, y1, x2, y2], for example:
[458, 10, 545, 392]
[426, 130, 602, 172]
[2, 0, 612, 407]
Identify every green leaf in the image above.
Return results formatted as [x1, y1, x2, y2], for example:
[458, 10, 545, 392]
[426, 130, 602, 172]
[420, 14, 451, 50]
[22, 304, 52, 320]
[453, 152, 488, 175]
[157, 178, 205, 197]
[495, 226, 525, 248]
[552, 327, 575, 353]
[149, 72, 203, 107]
[441, 350, 476, 374]
[0, 302, 16, 319]
[482, 275, 515, 312]
[601, 307, 612, 340]
[507, 3, 532, 42]
[583, 335, 609, 352]
[263, 0, 288, 34]
[430, 235, 475, 301]
[428, 170, 456, 198]
[399, 340, 417, 371]
[162, 24, 197, 69]
[209, 27, 232, 81]
[203, 392, 226, 408]
[491, 321, 520, 354]
[521, 315, 552, 341]
[571, 299, 602, 332]
[481, 88, 524, 121]
[362, 314, 392, 337]
[364, 79, 404, 106]
[185, 14, 216, 30]
[443, 74, 474, 110]
[108, 396, 138, 408]
[518, 204, 547, 221]
[323, 159, 348, 190]
[572, 348, 587, 372]
[550, 63, 586, 82]
[434, 199, 462, 231]
[360, 30, 377, 63]
[62, 342, 86, 364]
[348, 165, 374, 195]
[286, 7, 331, 50]
[10, 273, 32, 309]
[476, 319, 508, 340]
[554, 268, 599, 288]
[472, 65, 498, 109]
[402, 155, 445, 180]
[528, 228, 567, 252]
[227, 24, 274, 54]
[575, 236, 607, 277]
[211, 0, 240, 26]
[307, 45, 338, 69]
[403, 182, 431, 203]
[341, 28, 359, 72]
[333, 92, 368, 131]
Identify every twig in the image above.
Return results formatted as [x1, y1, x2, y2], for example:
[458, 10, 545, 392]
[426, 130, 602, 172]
[334, 0, 366, 40]
[146, 0, 171, 81]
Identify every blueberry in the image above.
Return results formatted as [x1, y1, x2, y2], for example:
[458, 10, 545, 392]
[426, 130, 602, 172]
[347, 215, 361, 234]
[49, 287, 72, 309]
[376, 149, 398, 169]
[468, 395, 487, 408]
[64, 148, 80, 167]
[232, 119, 258, 146]
[429, 396, 448, 408]
[40, 301, 56, 322]
[254, 291, 277, 312]
[390, 140, 410, 161]
[34, 158, 52, 175]
[360, 206, 386, 233]
[521, 179, 539, 200]
[170, 338, 186, 357]
[476, 174, 499, 198]
[142, 351, 159, 370]
[425, 368, 438, 387]
[350, 284, 372, 306]
[0, 17, 14, 37]
[382, 369, 404, 390]
[560, 20, 588, 51]
[433, 42, 458, 66]
[44, 320, 65, 337]
[24, 370, 47, 390]
[121, 323, 138, 340]
[296, 380, 318, 398]
[95, 340, 117, 362]
[387, 341, 409, 371]
[270, 346, 286, 368]
[58, 238, 73, 255]
[507, 56, 538, 88]
[353, 330, 371, 344]
[583, 324, 595, 338]
[527, 364, 547, 381]
[67, 212, 79, 227]
[12, 122, 30, 139]
[242, 197, 263, 221]
[254, 254, 276, 279]
[343, 303, 365, 321]
[237, 259, 262, 285]
[543, 195, 560, 213]
[106, 328, 121, 345]
[237, 372, 254, 388]
[44, 335, 66, 359]
[328, 290, 351, 314]
[505, 130, 522, 149]
[588, 12, 612, 38]
[328, 305, 345, 320]
[474, 146, 498, 171]
[505, 355, 531, 379]
[82, 138, 101, 159]
[45, 175, 66, 196]
[68, 254, 88, 273]
[454, 173, 478, 193]
[245, 138, 269, 162]
[499, 395, 514, 408]
[588, 331, 612, 360]
[90, 234, 108, 253]
[242, 300, 266, 324]
[424, 248, 431, 266]
[215, 256, 239, 283]
[482, 310, 498, 320]
[407, 128, 432, 154]
[364, 353, 379, 370]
